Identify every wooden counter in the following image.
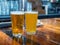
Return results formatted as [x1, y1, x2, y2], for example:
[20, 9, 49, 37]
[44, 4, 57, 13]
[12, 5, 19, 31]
[0, 24, 60, 45]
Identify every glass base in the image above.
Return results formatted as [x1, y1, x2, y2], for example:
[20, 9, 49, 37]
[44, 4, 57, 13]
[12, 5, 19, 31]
[26, 32, 36, 35]
[13, 33, 22, 38]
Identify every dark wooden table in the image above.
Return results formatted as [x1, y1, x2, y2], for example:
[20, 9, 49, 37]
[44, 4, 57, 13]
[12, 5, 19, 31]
[0, 25, 59, 45]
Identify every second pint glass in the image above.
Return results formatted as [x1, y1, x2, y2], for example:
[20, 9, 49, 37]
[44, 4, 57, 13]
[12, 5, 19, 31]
[11, 11, 24, 37]
[25, 11, 38, 35]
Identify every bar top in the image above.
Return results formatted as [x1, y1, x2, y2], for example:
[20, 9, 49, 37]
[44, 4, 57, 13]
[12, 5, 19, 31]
[0, 24, 60, 45]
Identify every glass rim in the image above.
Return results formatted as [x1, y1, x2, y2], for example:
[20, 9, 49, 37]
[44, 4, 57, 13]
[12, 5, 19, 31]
[25, 11, 38, 14]
[11, 11, 24, 15]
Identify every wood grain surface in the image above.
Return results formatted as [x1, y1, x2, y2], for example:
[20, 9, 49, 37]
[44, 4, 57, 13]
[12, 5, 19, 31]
[0, 30, 20, 45]
[0, 24, 60, 45]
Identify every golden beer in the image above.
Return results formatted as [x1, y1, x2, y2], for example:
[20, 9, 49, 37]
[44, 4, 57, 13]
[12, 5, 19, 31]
[11, 11, 24, 36]
[25, 11, 38, 35]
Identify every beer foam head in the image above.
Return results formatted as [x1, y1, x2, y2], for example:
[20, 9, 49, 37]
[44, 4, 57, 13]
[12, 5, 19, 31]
[25, 11, 38, 14]
[11, 11, 24, 15]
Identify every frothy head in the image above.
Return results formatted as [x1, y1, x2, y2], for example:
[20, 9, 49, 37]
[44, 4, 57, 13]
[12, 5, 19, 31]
[25, 11, 38, 14]
[11, 11, 24, 15]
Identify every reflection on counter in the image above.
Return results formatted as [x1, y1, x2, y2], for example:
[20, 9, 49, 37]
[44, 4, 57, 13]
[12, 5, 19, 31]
[40, 18, 60, 45]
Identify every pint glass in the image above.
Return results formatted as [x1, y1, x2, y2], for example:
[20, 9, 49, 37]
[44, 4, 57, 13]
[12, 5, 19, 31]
[11, 11, 24, 37]
[25, 11, 38, 35]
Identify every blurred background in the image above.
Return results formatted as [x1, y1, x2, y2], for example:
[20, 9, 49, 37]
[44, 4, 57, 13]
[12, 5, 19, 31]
[0, 0, 60, 28]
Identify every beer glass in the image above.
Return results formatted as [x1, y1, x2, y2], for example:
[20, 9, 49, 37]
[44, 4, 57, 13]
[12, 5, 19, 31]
[25, 11, 38, 35]
[11, 11, 24, 37]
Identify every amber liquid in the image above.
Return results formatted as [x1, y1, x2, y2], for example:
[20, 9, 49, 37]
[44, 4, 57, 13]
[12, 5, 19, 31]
[25, 12, 38, 35]
[11, 14, 24, 35]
